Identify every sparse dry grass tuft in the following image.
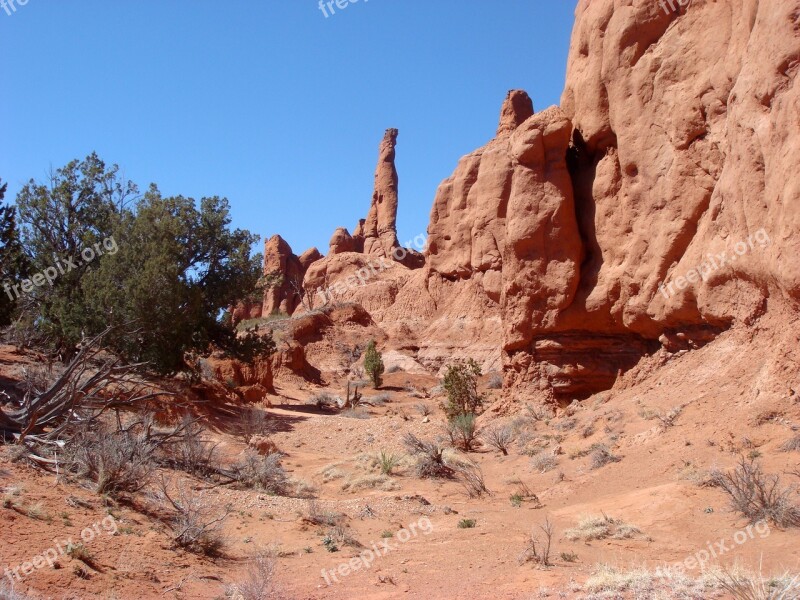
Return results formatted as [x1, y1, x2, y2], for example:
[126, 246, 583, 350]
[779, 434, 800, 453]
[341, 473, 399, 492]
[564, 514, 644, 542]
[530, 451, 558, 474]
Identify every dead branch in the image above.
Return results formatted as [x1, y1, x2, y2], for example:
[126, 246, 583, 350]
[1, 327, 173, 443]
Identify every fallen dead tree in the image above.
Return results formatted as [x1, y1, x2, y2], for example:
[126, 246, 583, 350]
[0, 327, 173, 462]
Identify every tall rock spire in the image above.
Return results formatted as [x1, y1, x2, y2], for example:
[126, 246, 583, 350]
[362, 128, 401, 258]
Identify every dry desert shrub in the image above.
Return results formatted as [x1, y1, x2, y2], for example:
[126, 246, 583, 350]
[415, 402, 432, 417]
[63, 424, 155, 497]
[589, 444, 621, 469]
[159, 481, 230, 556]
[507, 478, 541, 507]
[369, 392, 391, 405]
[319, 463, 346, 483]
[779, 434, 800, 452]
[553, 417, 577, 432]
[239, 406, 274, 444]
[324, 524, 363, 550]
[0, 581, 32, 600]
[227, 550, 280, 600]
[308, 392, 338, 409]
[304, 500, 344, 527]
[486, 372, 503, 390]
[233, 452, 289, 495]
[163, 417, 219, 477]
[564, 514, 643, 542]
[530, 450, 559, 474]
[482, 424, 516, 455]
[656, 405, 684, 430]
[453, 461, 490, 498]
[712, 457, 800, 527]
[446, 413, 479, 451]
[403, 432, 454, 479]
[518, 517, 555, 566]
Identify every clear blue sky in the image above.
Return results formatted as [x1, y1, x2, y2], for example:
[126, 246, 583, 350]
[0, 0, 576, 255]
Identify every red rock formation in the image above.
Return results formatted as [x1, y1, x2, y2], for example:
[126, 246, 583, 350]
[229, 300, 263, 327]
[205, 353, 274, 400]
[363, 128, 401, 259]
[262, 235, 305, 316]
[328, 227, 356, 255]
[254, 1, 800, 403]
[352, 219, 366, 252]
[297, 247, 322, 271]
[507, 0, 800, 399]
[497, 89, 534, 136]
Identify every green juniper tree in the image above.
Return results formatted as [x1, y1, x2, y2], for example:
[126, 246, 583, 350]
[0, 179, 28, 327]
[364, 340, 385, 389]
[83, 184, 270, 373]
[14, 155, 272, 372]
[15, 154, 135, 352]
[442, 359, 484, 419]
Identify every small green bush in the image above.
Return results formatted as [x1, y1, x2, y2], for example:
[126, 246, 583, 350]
[442, 359, 484, 419]
[457, 519, 476, 529]
[447, 413, 479, 451]
[364, 341, 385, 389]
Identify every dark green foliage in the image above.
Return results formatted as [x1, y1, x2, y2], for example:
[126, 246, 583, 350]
[0, 179, 28, 326]
[81, 185, 268, 372]
[363, 340, 384, 389]
[442, 359, 484, 419]
[14, 154, 135, 350]
[11, 155, 270, 372]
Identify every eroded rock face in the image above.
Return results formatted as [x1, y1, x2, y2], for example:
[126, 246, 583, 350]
[419, 92, 582, 377]
[329, 227, 356, 255]
[247, 1, 800, 401]
[262, 235, 305, 316]
[497, 89, 535, 136]
[415, 0, 800, 401]
[297, 247, 323, 271]
[516, 0, 800, 399]
[363, 128, 402, 259]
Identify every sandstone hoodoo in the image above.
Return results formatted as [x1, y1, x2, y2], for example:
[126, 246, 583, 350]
[328, 227, 356, 255]
[260, 235, 324, 317]
[496, 89, 535, 136]
[362, 128, 401, 260]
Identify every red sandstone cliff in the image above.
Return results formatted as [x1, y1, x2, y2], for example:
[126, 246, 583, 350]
[246, 0, 800, 403]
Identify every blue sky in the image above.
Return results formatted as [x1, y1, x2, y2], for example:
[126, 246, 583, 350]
[0, 0, 576, 255]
